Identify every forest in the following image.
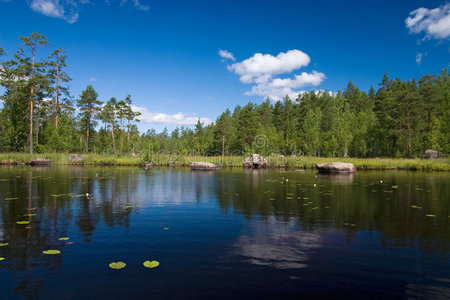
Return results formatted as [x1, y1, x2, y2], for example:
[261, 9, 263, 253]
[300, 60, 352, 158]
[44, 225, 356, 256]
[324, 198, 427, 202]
[0, 33, 449, 158]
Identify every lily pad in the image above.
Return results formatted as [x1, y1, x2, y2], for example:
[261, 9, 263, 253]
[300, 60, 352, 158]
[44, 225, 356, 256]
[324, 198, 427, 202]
[0, 257, 4, 261]
[16, 221, 30, 225]
[426, 214, 436, 217]
[392, 185, 398, 189]
[43, 250, 61, 255]
[5, 197, 18, 200]
[58, 237, 70, 241]
[109, 262, 126, 269]
[143, 260, 159, 268]
[23, 214, 37, 217]
[0, 243, 8, 247]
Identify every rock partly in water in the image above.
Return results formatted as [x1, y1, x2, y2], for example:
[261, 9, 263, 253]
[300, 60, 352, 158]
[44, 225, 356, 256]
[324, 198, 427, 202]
[190, 162, 219, 170]
[422, 149, 440, 159]
[167, 161, 176, 167]
[144, 162, 155, 169]
[316, 162, 356, 173]
[243, 154, 269, 168]
[69, 154, 85, 164]
[30, 158, 52, 166]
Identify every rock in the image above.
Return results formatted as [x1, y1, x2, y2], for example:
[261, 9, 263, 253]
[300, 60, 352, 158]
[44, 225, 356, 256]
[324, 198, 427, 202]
[243, 154, 269, 168]
[69, 154, 85, 164]
[167, 161, 176, 167]
[422, 149, 440, 159]
[144, 162, 155, 168]
[190, 162, 219, 170]
[316, 162, 356, 173]
[30, 158, 52, 166]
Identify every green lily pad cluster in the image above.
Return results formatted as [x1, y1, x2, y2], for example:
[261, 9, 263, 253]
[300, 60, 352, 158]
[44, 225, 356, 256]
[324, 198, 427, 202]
[0, 243, 8, 247]
[108, 260, 160, 269]
[43, 250, 61, 255]
[109, 262, 126, 269]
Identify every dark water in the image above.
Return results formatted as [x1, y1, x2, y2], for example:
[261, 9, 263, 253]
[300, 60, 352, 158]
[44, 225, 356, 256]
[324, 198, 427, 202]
[0, 166, 449, 299]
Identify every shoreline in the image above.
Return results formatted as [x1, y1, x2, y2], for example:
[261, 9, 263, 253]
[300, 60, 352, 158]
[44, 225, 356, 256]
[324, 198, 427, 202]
[0, 153, 448, 171]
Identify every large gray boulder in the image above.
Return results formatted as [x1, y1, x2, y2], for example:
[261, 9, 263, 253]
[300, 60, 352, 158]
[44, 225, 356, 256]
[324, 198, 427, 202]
[316, 162, 356, 173]
[422, 149, 440, 159]
[190, 162, 219, 170]
[69, 154, 85, 164]
[243, 154, 269, 168]
[30, 158, 52, 166]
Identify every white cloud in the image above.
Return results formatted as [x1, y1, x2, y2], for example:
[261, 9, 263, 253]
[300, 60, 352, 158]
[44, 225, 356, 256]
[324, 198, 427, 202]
[225, 49, 325, 100]
[89, 77, 98, 82]
[228, 49, 310, 84]
[131, 105, 212, 126]
[30, 0, 79, 23]
[245, 71, 326, 100]
[218, 49, 236, 61]
[28, 0, 149, 23]
[406, 3, 450, 39]
[416, 53, 423, 65]
[120, 0, 149, 11]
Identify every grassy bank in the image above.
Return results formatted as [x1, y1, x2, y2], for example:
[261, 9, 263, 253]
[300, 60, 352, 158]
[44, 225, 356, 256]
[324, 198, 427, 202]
[0, 153, 449, 171]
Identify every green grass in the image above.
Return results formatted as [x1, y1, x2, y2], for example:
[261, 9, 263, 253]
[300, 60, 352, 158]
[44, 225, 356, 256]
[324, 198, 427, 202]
[0, 153, 448, 170]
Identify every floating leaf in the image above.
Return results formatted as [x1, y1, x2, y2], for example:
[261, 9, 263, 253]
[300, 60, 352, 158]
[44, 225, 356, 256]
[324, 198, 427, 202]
[163, 227, 169, 230]
[0, 243, 8, 247]
[16, 221, 30, 225]
[392, 185, 398, 189]
[426, 214, 436, 218]
[65, 242, 74, 245]
[43, 250, 60, 255]
[109, 262, 126, 269]
[411, 205, 422, 209]
[0, 257, 4, 261]
[23, 214, 37, 217]
[5, 197, 18, 200]
[312, 207, 319, 210]
[58, 237, 70, 241]
[286, 197, 293, 200]
[143, 260, 159, 268]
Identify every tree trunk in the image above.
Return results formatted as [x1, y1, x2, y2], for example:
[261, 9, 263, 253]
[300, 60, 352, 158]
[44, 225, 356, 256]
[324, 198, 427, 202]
[222, 135, 225, 159]
[29, 43, 36, 154]
[85, 123, 89, 154]
[111, 121, 116, 155]
[55, 56, 60, 128]
[127, 119, 130, 143]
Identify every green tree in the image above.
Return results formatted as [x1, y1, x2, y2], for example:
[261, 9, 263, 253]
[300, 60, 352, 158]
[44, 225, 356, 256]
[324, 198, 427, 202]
[76, 85, 102, 153]
[48, 48, 71, 128]
[19, 32, 49, 153]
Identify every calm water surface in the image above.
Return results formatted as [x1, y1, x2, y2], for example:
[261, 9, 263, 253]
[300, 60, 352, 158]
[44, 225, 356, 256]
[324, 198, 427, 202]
[0, 166, 449, 299]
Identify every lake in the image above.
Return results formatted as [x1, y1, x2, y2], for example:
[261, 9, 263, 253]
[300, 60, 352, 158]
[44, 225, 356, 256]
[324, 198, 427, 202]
[0, 166, 449, 299]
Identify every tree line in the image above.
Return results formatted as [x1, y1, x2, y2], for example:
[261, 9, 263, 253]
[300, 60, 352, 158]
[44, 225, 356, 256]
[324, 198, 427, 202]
[1, 33, 449, 158]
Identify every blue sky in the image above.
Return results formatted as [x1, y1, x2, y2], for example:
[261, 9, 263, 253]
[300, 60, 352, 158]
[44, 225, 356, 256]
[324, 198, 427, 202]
[0, 0, 449, 132]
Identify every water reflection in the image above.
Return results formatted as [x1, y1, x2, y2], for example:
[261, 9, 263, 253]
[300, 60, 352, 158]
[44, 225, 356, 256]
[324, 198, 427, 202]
[0, 166, 448, 299]
[235, 217, 320, 269]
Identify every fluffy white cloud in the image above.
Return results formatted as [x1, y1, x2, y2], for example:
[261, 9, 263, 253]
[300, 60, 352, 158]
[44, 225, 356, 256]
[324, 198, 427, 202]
[218, 49, 236, 61]
[30, 0, 79, 23]
[27, 0, 149, 23]
[406, 3, 450, 39]
[228, 49, 310, 84]
[245, 71, 326, 100]
[120, 0, 149, 11]
[416, 53, 423, 65]
[131, 105, 212, 126]
[89, 77, 98, 82]
[224, 49, 325, 100]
